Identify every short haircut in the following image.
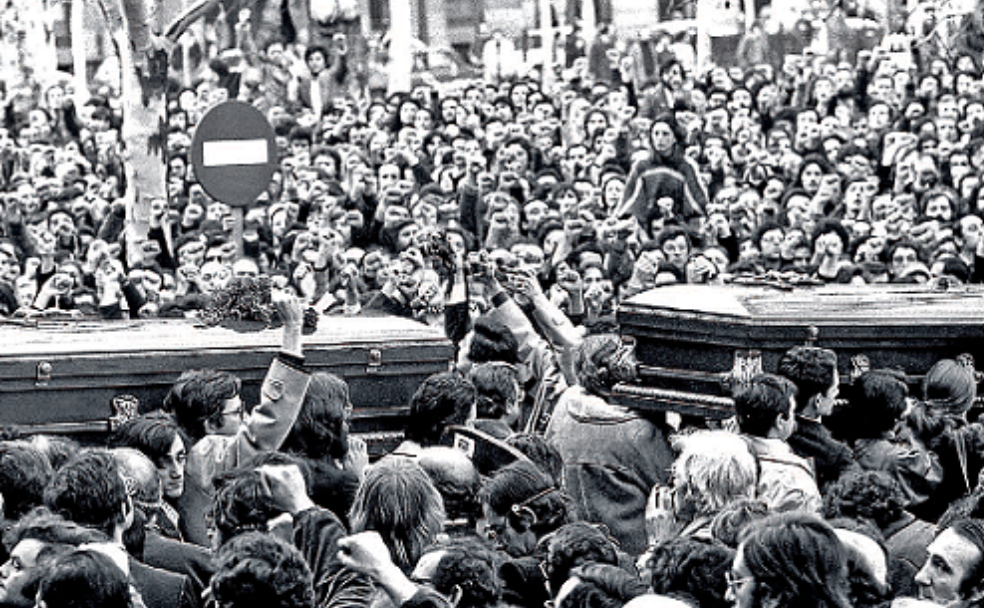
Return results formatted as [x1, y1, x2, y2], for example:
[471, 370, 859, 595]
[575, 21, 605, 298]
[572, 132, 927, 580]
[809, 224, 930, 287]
[37, 549, 134, 608]
[647, 537, 735, 608]
[777, 346, 838, 407]
[211, 469, 287, 547]
[886, 239, 926, 267]
[941, 518, 984, 598]
[732, 374, 798, 438]
[4, 507, 107, 553]
[164, 369, 242, 441]
[811, 219, 851, 252]
[349, 458, 445, 574]
[752, 221, 785, 248]
[840, 369, 908, 439]
[468, 318, 520, 365]
[823, 470, 906, 530]
[404, 372, 477, 447]
[211, 532, 315, 608]
[541, 522, 619, 594]
[288, 126, 313, 146]
[426, 538, 502, 608]
[671, 430, 757, 514]
[2, 507, 106, 602]
[304, 45, 328, 64]
[470, 362, 521, 420]
[558, 563, 648, 608]
[43, 450, 129, 536]
[0, 442, 54, 519]
[653, 226, 694, 252]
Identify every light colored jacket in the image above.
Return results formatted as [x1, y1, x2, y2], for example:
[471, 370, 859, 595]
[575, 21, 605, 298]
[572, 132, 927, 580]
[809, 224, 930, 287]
[486, 293, 578, 434]
[187, 356, 311, 491]
[547, 386, 674, 556]
[743, 435, 822, 515]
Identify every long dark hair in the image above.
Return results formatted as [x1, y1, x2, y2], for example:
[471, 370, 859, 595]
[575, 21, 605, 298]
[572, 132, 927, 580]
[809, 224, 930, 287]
[738, 513, 852, 608]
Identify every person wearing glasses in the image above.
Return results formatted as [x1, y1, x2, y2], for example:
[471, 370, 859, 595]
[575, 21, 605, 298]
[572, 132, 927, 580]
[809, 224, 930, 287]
[726, 513, 853, 608]
[163, 291, 311, 494]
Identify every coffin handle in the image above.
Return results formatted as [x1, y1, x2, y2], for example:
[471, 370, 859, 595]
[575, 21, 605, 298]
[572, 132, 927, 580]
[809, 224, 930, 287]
[36, 361, 53, 387]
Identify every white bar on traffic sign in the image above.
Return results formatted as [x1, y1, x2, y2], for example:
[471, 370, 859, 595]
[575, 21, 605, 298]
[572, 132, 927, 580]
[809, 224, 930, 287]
[202, 139, 269, 166]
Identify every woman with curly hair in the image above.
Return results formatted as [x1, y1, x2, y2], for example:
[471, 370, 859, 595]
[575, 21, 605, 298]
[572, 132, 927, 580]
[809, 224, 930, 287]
[823, 470, 936, 597]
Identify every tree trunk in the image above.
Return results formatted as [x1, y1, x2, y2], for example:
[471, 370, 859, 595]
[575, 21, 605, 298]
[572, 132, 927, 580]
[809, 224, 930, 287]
[95, 0, 168, 265]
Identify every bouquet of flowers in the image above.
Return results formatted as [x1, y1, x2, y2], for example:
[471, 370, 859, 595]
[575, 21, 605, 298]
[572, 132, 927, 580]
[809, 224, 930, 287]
[416, 229, 457, 281]
[199, 276, 318, 334]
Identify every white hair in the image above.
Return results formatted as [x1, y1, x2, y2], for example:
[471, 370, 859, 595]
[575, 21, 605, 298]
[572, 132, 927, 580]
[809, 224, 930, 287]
[671, 430, 757, 514]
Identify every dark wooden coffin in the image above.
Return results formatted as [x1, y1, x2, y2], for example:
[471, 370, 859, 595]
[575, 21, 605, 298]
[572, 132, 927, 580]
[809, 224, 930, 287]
[614, 284, 984, 418]
[0, 316, 453, 445]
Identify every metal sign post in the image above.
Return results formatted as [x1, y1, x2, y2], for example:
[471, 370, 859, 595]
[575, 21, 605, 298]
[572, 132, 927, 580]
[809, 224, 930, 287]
[190, 101, 277, 257]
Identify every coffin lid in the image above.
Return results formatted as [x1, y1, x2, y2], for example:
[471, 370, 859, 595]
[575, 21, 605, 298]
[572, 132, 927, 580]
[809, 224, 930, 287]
[0, 316, 447, 357]
[618, 284, 984, 337]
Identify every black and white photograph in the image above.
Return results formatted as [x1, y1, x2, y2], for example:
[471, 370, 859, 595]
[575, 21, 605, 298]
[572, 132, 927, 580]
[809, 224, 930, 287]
[1, 0, 984, 606]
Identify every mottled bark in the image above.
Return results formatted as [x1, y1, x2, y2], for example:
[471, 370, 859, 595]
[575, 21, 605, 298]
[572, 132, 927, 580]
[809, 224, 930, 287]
[95, 0, 165, 263]
[100, 0, 219, 264]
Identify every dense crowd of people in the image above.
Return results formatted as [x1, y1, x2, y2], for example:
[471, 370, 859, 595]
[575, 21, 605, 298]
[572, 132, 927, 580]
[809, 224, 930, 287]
[1, 4, 984, 322]
[2, 1, 984, 607]
[1, 288, 984, 608]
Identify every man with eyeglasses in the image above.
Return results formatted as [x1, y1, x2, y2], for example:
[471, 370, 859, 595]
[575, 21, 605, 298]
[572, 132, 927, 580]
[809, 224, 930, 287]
[726, 513, 852, 608]
[164, 291, 311, 493]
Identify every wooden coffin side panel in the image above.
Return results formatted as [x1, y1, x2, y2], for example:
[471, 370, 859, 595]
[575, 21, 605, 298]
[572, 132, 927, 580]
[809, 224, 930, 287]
[617, 285, 984, 417]
[0, 318, 453, 434]
[620, 285, 984, 379]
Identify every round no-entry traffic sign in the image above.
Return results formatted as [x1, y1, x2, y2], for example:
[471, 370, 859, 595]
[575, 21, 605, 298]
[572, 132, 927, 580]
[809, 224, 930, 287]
[190, 101, 277, 207]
